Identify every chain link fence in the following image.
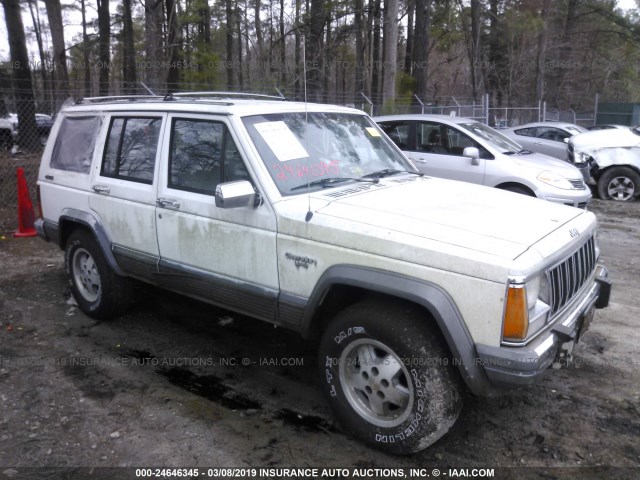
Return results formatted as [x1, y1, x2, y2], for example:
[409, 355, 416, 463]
[0, 92, 598, 211]
[0, 151, 41, 211]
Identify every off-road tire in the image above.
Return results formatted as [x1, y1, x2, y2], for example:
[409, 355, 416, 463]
[65, 229, 132, 319]
[318, 299, 462, 455]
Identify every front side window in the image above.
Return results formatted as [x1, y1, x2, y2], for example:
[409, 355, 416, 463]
[514, 127, 535, 137]
[416, 123, 448, 154]
[169, 118, 250, 195]
[536, 127, 568, 142]
[378, 121, 412, 150]
[102, 117, 161, 183]
[242, 112, 412, 195]
[50, 116, 102, 173]
[459, 122, 521, 154]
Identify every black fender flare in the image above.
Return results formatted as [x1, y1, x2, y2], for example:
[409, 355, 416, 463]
[58, 208, 125, 276]
[301, 264, 493, 396]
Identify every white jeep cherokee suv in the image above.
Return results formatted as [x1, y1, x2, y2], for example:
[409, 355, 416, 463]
[36, 93, 611, 454]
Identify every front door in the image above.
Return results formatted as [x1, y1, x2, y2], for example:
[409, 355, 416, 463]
[154, 114, 279, 321]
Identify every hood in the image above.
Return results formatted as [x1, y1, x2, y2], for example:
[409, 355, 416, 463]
[570, 127, 640, 150]
[510, 151, 582, 178]
[276, 176, 584, 267]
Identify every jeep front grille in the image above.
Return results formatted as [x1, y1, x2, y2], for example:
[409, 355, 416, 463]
[547, 235, 597, 316]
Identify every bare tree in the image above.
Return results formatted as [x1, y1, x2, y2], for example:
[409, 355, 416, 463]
[166, 0, 181, 91]
[466, 0, 483, 101]
[307, 0, 328, 100]
[1, 0, 39, 150]
[96, 0, 110, 95]
[145, 0, 164, 92]
[369, 0, 382, 104]
[44, 0, 70, 103]
[413, 0, 431, 102]
[354, 0, 365, 105]
[122, 0, 138, 94]
[382, 0, 399, 107]
[535, 0, 551, 101]
[26, 0, 51, 112]
[80, 0, 91, 96]
[226, 0, 234, 88]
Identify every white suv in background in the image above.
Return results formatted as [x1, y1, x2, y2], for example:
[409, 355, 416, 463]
[375, 114, 591, 208]
[568, 126, 640, 201]
[36, 94, 610, 454]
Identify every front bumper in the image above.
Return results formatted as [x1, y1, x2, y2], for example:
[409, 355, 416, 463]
[475, 265, 611, 387]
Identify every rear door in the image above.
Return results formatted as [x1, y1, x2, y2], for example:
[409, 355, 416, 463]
[89, 113, 165, 274]
[154, 114, 279, 321]
[532, 126, 571, 159]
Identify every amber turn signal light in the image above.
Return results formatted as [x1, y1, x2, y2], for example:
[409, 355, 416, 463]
[503, 286, 528, 341]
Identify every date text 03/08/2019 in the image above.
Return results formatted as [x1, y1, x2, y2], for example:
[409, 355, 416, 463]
[134, 467, 496, 478]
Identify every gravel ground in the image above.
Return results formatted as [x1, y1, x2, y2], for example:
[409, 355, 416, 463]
[0, 195, 638, 480]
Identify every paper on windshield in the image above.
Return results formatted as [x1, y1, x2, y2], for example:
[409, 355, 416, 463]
[254, 121, 310, 162]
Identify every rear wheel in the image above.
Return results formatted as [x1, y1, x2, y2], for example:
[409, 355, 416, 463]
[597, 167, 640, 201]
[318, 299, 462, 454]
[65, 229, 132, 319]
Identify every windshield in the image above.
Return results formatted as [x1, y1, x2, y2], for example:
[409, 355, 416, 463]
[566, 125, 587, 134]
[458, 122, 523, 153]
[242, 112, 413, 195]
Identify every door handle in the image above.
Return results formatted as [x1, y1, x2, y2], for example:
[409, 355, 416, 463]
[156, 197, 181, 209]
[92, 185, 110, 194]
[415, 158, 427, 163]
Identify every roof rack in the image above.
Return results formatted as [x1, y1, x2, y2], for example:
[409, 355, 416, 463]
[169, 91, 288, 101]
[74, 92, 288, 106]
[74, 95, 166, 105]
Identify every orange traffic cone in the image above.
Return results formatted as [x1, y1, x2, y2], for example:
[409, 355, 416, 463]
[14, 167, 37, 238]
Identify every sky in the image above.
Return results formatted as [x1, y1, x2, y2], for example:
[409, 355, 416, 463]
[0, 0, 639, 64]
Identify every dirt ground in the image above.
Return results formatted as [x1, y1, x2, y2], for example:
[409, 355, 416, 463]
[0, 193, 639, 480]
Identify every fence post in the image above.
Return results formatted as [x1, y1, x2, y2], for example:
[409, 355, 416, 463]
[360, 92, 374, 116]
[484, 93, 490, 125]
[413, 94, 425, 114]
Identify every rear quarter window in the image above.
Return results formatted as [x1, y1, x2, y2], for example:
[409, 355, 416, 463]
[50, 116, 102, 173]
[101, 117, 161, 184]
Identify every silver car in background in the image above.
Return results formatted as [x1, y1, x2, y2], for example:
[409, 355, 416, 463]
[501, 122, 587, 160]
[375, 114, 592, 208]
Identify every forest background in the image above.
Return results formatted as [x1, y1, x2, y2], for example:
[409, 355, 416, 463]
[1, 0, 640, 145]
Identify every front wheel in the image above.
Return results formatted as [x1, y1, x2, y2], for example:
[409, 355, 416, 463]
[318, 299, 462, 454]
[500, 184, 534, 196]
[65, 229, 132, 319]
[597, 167, 640, 201]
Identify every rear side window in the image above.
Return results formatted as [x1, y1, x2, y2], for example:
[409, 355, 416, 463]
[50, 116, 102, 173]
[101, 117, 161, 184]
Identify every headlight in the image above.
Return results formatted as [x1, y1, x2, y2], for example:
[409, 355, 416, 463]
[537, 170, 573, 190]
[574, 152, 592, 164]
[503, 275, 551, 343]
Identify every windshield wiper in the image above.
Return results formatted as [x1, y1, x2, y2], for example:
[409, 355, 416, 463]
[289, 176, 378, 192]
[504, 149, 533, 155]
[361, 169, 406, 179]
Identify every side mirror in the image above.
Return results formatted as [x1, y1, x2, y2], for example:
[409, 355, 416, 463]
[215, 180, 261, 209]
[563, 137, 569, 144]
[463, 146, 481, 165]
